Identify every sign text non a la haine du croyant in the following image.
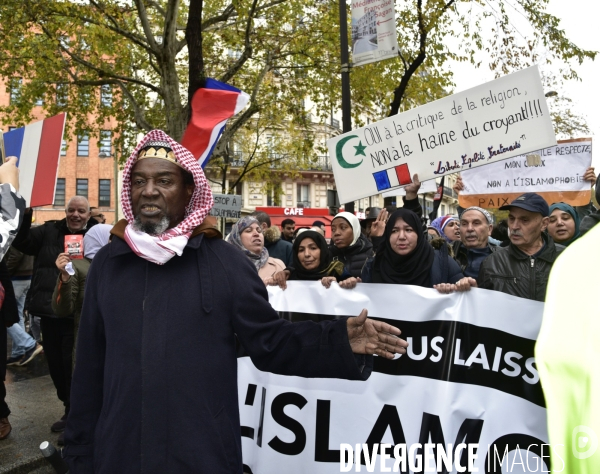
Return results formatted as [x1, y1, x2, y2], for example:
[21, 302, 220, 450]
[327, 66, 556, 204]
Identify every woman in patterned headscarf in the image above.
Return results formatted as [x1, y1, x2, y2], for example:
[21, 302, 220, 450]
[228, 217, 285, 284]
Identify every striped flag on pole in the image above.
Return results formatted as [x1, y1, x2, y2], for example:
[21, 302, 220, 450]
[3, 113, 66, 207]
[180, 78, 249, 168]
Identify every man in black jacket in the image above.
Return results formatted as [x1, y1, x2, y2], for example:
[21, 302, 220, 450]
[63, 131, 408, 473]
[478, 193, 563, 302]
[12, 196, 96, 438]
[452, 206, 498, 279]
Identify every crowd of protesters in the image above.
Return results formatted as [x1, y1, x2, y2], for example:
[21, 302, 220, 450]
[0, 132, 597, 473]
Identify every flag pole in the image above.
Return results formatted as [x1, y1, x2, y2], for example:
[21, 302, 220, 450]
[338, 0, 354, 214]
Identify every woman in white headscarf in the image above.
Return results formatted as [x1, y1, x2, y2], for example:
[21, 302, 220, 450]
[329, 211, 374, 278]
[52, 224, 112, 368]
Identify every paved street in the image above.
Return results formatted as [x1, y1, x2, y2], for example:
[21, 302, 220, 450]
[2, 342, 62, 473]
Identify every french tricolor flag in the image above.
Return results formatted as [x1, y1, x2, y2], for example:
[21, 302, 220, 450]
[180, 79, 249, 168]
[4, 113, 66, 207]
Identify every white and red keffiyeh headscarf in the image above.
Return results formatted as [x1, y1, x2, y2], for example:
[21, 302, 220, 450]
[121, 130, 214, 264]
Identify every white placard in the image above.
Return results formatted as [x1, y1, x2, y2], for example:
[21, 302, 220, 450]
[351, 0, 399, 67]
[327, 66, 556, 204]
[209, 194, 242, 218]
[239, 283, 550, 473]
[461, 139, 592, 194]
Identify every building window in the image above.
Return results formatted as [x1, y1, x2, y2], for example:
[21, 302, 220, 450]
[79, 87, 91, 107]
[100, 84, 112, 107]
[35, 94, 44, 106]
[56, 83, 68, 107]
[61, 140, 67, 156]
[76, 179, 88, 198]
[99, 179, 111, 207]
[297, 184, 310, 207]
[54, 178, 66, 206]
[9, 78, 22, 104]
[99, 130, 111, 156]
[77, 133, 89, 156]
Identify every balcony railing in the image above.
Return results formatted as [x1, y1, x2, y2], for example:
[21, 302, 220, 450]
[297, 200, 311, 208]
[226, 154, 333, 172]
[443, 186, 458, 199]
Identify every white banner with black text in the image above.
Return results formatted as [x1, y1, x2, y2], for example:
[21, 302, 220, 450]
[238, 282, 555, 473]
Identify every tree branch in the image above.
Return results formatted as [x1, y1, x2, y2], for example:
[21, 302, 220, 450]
[114, 81, 154, 132]
[163, 0, 181, 53]
[219, 0, 259, 83]
[87, 0, 155, 54]
[146, 0, 166, 16]
[45, 28, 163, 94]
[388, 0, 427, 115]
[133, 0, 160, 52]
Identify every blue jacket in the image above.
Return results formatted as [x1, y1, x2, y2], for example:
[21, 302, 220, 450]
[63, 233, 372, 473]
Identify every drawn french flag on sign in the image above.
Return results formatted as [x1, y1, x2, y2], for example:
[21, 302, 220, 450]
[180, 78, 249, 168]
[4, 113, 66, 207]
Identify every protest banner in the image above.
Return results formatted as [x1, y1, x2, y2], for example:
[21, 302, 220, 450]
[3, 113, 66, 207]
[209, 193, 242, 219]
[239, 282, 552, 473]
[351, 0, 399, 67]
[459, 138, 593, 208]
[327, 66, 556, 204]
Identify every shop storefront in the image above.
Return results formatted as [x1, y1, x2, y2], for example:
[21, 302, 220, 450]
[255, 207, 334, 238]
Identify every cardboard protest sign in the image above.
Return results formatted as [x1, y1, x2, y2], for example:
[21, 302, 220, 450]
[240, 283, 549, 473]
[327, 66, 556, 204]
[351, 0, 399, 67]
[459, 138, 592, 208]
[209, 194, 242, 219]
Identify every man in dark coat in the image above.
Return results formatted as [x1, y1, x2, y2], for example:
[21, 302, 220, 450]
[478, 193, 563, 302]
[63, 131, 408, 473]
[452, 206, 498, 279]
[12, 195, 97, 437]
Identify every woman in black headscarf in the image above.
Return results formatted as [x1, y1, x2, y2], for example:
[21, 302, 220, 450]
[270, 230, 356, 289]
[362, 209, 473, 292]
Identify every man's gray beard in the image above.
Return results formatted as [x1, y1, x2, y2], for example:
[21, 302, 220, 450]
[132, 215, 170, 236]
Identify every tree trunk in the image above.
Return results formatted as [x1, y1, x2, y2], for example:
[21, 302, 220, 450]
[186, 0, 205, 122]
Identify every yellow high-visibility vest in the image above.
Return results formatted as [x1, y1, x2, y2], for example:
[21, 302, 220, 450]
[536, 223, 600, 473]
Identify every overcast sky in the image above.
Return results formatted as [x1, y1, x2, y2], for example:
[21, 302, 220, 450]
[448, 0, 599, 168]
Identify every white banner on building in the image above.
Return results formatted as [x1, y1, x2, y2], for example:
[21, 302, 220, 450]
[327, 66, 556, 204]
[351, 0, 399, 67]
[239, 282, 552, 473]
[459, 138, 592, 208]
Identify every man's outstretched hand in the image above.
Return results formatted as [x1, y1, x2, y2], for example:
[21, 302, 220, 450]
[347, 309, 408, 359]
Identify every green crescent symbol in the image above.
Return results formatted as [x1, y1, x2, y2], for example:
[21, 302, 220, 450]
[336, 135, 363, 169]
